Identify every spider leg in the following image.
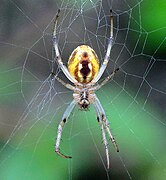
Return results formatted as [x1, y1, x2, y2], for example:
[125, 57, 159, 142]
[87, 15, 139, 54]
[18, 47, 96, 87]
[52, 73, 76, 91]
[90, 68, 119, 91]
[52, 9, 78, 84]
[55, 100, 77, 158]
[91, 10, 114, 84]
[93, 102, 110, 169]
[95, 95, 119, 152]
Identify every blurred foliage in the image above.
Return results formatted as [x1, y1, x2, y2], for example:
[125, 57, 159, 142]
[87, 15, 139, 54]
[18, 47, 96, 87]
[0, 85, 166, 179]
[131, 0, 166, 55]
[0, 64, 22, 104]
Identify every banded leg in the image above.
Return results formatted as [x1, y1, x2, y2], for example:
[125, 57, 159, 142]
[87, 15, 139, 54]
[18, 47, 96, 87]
[95, 95, 119, 152]
[91, 10, 114, 83]
[90, 68, 119, 91]
[54, 74, 76, 91]
[55, 100, 77, 158]
[93, 102, 110, 169]
[52, 9, 78, 84]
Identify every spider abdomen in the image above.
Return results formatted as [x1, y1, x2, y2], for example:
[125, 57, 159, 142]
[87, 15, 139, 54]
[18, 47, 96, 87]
[68, 45, 99, 83]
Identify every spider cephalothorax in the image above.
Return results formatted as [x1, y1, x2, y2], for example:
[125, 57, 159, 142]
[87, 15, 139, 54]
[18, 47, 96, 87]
[52, 9, 119, 169]
[77, 91, 90, 110]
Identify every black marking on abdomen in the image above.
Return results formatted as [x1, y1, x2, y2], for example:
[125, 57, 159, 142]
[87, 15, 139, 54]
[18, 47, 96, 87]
[80, 60, 90, 79]
[83, 52, 88, 58]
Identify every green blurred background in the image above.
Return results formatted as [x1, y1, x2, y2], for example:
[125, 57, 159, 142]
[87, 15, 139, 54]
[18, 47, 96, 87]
[0, 0, 166, 179]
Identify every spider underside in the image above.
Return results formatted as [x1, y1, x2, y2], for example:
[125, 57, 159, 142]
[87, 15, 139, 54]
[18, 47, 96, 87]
[51, 9, 119, 169]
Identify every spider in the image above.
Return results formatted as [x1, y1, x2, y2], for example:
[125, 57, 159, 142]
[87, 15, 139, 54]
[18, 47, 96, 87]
[51, 9, 119, 169]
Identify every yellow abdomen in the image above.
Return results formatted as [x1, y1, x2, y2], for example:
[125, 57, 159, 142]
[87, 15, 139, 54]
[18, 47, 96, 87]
[68, 45, 99, 84]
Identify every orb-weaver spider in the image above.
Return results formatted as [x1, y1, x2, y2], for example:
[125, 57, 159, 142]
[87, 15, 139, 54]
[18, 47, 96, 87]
[51, 9, 119, 169]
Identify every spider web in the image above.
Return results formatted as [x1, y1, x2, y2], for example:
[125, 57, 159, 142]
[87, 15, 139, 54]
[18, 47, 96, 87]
[0, 0, 166, 179]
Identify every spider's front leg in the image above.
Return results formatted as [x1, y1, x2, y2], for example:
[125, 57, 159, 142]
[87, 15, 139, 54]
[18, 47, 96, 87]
[95, 95, 119, 152]
[94, 105, 110, 169]
[55, 100, 76, 158]
[93, 95, 119, 169]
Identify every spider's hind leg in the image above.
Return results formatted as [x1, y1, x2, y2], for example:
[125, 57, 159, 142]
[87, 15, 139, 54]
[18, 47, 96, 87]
[91, 9, 114, 84]
[53, 9, 60, 37]
[52, 9, 78, 84]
